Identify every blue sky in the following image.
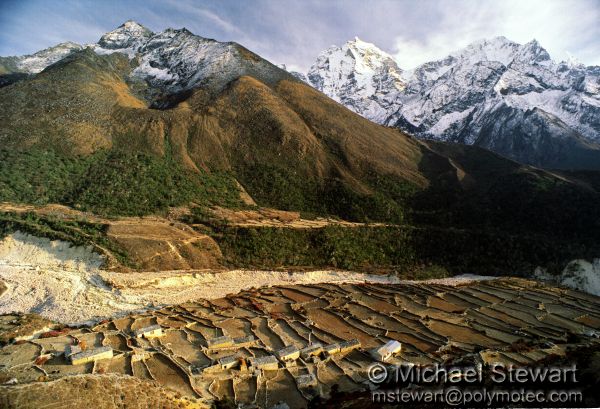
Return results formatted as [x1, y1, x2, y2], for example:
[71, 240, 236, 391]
[1, 0, 598, 71]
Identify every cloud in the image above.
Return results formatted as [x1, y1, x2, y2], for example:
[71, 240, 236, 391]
[161, 0, 243, 36]
[0, 0, 598, 70]
[390, 0, 600, 69]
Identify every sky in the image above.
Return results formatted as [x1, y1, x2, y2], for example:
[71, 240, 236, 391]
[0, 0, 599, 71]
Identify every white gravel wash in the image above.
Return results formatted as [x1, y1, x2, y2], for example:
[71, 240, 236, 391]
[0, 232, 494, 325]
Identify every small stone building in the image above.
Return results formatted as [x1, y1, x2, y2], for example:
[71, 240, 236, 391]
[218, 355, 239, 370]
[249, 355, 279, 371]
[300, 343, 323, 360]
[70, 346, 113, 365]
[207, 336, 234, 349]
[134, 325, 163, 339]
[276, 345, 300, 361]
[371, 340, 401, 362]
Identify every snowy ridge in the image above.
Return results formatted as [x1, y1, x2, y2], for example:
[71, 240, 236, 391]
[301, 36, 600, 168]
[2, 22, 598, 168]
[0, 42, 83, 74]
[2, 20, 299, 105]
[130, 28, 236, 92]
[90, 22, 290, 96]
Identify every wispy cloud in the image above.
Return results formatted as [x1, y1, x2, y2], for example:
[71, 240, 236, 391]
[162, 0, 243, 36]
[390, 0, 600, 68]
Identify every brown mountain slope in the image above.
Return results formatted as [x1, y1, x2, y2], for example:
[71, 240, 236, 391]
[0, 46, 599, 259]
[0, 49, 424, 187]
[0, 51, 140, 154]
[0, 49, 429, 214]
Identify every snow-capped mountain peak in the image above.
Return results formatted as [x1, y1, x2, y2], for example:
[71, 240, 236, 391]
[512, 39, 552, 65]
[451, 36, 520, 66]
[304, 35, 600, 169]
[95, 20, 154, 57]
[307, 37, 405, 122]
[90, 21, 297, 100]
[131, 27, 236, 93]
[346, 36, 400, 73]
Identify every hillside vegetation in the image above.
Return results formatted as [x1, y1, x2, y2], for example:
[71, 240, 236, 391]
[0, 48, 599, 275]
[0, 148, 243, 216]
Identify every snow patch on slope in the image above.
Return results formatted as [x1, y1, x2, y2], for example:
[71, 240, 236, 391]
[535, 259, 600, 297]
[428, 107, 475, 135]
[12, 42, 83, 74]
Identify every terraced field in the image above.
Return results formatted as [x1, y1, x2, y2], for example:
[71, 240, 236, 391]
[1, 278, 600, 408]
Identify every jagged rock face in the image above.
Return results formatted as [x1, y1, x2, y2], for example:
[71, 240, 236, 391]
[131, 28, 234, 92]
[304, 36, 600, 169]
[475, 104, 600, 169]
[307, 37, 405, 123]
[94, 22, 252, 95]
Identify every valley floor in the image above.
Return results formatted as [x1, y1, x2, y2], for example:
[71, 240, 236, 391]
[0, 231, 490, 325]
[1, 276, 600, 408]
[1, 205, 599, 408]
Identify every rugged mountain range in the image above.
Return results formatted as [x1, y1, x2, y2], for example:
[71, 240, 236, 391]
[305, 36, 600, 169]
[0, 20, 436, 215]
[1, 21, 599, 275]
[2, 25, 598, 169]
